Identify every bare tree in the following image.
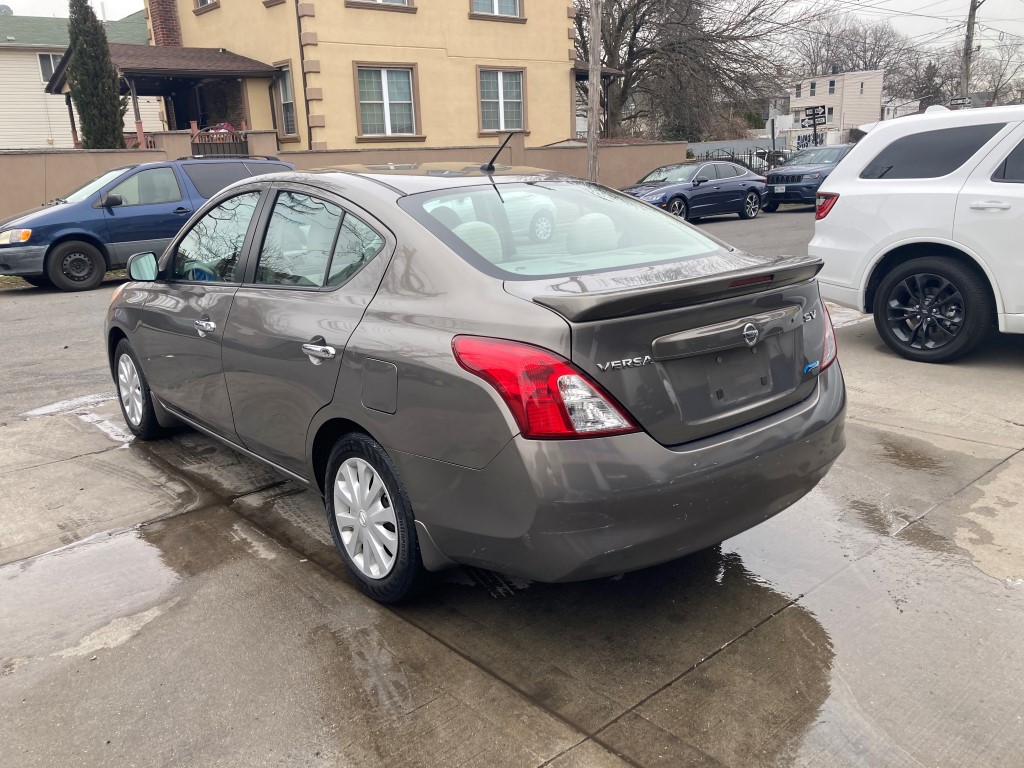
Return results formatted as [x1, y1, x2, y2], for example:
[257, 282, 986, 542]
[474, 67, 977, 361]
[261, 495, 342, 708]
[971, 40, 1024, 104]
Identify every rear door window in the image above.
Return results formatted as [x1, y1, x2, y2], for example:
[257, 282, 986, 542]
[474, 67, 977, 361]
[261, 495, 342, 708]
[993, 138, 1024, 182]
[860, 123, 1006, 180]
[255, 191, 343, 287]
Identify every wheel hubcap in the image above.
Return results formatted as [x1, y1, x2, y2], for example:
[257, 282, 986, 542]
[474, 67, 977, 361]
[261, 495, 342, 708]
[62, 252, 94, 282]
[333, 458, 398, 579]
[534, 216, 553, 240]
[117, 353, 144, 427]
[670, 200, 684, 216]
[885, 273, 965, 350]
[746, 194, 759, 217]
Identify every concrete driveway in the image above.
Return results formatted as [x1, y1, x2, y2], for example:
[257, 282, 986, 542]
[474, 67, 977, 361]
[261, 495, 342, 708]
[2, 210, 1023, 767]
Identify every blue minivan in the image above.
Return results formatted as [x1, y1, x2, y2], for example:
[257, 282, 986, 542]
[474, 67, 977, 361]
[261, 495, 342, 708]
[0, 157, 294, 291]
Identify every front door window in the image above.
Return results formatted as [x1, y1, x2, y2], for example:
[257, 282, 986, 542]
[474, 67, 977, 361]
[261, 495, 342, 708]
[171, 192, 261, 283]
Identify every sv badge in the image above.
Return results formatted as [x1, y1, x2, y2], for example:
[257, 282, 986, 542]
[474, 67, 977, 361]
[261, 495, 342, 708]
[803, 309, 817, 323]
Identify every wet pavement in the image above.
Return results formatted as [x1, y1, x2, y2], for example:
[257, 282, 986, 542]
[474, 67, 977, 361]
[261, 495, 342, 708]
[2, 323, 1024, 767]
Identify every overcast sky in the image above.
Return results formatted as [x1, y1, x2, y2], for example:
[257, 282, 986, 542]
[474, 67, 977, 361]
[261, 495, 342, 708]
[4, 0, 1023, 48]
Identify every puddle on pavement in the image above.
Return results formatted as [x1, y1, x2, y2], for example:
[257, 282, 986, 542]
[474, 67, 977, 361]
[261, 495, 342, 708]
[877, 433, 946, 473]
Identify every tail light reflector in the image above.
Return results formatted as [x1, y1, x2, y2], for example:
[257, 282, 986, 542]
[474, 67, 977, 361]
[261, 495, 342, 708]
[821, 304, 838, 371]
[452, 336, 639, 439]
[815, 192, 839, 220]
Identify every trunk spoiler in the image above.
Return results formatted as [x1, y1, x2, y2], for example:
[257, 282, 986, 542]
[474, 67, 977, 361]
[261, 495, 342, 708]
[529, 256, 823, 323]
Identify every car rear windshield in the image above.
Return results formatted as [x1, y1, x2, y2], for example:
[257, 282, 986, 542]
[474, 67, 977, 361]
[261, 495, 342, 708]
[860, 123, 1006, 179]
[399, 181, 723, 280]
[182, 161, 292, 198]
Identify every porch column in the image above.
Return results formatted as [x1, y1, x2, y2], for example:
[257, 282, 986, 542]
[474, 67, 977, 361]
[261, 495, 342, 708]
[65, 93, 81, 148]
[128, 77, 145, 148]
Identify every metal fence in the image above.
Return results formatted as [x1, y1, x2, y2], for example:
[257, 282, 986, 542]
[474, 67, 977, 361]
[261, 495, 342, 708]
[691, 147, 795, 174]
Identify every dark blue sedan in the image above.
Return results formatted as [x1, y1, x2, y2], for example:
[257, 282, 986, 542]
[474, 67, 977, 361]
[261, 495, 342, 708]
[622, 161, 767, 221]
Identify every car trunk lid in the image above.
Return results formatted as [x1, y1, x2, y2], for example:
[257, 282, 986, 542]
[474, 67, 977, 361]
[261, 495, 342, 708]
[504, 253, 828, 446]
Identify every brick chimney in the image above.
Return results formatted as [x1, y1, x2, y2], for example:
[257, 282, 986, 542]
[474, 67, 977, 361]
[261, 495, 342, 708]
[147, 0, 182, 47]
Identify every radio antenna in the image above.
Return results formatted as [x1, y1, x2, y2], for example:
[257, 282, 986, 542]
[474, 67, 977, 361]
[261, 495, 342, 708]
[481, 132, 515, 173]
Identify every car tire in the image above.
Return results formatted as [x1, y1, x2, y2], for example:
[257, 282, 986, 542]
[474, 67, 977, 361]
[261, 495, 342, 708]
[529, 210, 555, 243]
[325, 433, 428, 603]
[872, 256, 993, 363]
[668, 197, 688, 220]
[46, 240, 106, 292]
[113, 338, 164, 440]
[21, 275, 52, 288]
[762, 201, 779, 213]
[739, 191, 761, 220]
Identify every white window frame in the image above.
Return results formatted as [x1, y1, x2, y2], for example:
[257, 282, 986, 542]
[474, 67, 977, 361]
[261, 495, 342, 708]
[196, 0, 216, 6]
[826, 107, 834, 124]
[276, 65, 297, 136]
[809, 81, 816, 97]
[473, 0, 520, 16]
[795, 84, 802, 98]
[362, 0, 410, 4]
[828, 79, 835, 95]
[480, 69, 524, 132]
[358, 67, 415, 136]
[860, 82, 864, 95]
[38, 53, 61, 83]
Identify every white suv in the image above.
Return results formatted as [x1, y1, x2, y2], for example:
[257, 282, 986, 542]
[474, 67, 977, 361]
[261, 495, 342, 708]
[810, 105, 1024, 362]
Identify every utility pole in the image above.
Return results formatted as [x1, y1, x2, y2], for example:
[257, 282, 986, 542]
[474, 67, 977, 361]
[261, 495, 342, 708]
[961, 0, 985, 98]
[587, 0, 602, 182]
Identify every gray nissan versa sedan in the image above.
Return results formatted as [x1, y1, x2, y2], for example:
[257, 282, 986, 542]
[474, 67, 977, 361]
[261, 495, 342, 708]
[106, 163, 846, 602]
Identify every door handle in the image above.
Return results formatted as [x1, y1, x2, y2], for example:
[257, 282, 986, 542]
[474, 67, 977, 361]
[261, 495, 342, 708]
[173, 207, 191, 215]
[969, 200, 1011, 210]
[194, 319, 216, 337]
[302, 343, 336, 366]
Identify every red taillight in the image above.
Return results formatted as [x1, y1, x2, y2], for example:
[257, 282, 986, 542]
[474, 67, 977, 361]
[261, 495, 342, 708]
[821, 304, 838, 371]
[815, 192, 839, 220]
[452, 336, 639, 439]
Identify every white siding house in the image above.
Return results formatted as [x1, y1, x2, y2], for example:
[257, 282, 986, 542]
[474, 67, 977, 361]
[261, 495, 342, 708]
[0, 12, 163, 149]
[782, 70, 884, 148]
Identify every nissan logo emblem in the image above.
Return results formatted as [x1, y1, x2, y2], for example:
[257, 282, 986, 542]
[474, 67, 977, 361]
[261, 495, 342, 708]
[742, 323, 759, 346]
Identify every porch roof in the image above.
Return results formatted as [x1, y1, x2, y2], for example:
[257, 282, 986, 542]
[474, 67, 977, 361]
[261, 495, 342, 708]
[45, 43, 277, 95]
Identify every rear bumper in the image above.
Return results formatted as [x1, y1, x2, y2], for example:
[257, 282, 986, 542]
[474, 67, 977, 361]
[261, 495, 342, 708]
[0, 245, 46, 276]
[393, 363, 846, 582]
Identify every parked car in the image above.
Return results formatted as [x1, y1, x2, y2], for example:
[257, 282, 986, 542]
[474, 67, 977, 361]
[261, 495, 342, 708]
[0, 156, 294, 291]
[763, 145, 854, 212]
[107, 163, 846, 602]
[811, 105, 1024, 362]
[622, 161, 767, 220]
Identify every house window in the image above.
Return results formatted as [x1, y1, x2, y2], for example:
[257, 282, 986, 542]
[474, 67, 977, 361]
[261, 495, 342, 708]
[828, 79, 835, 95]
[196, 0, 216, 6]
[826, 107, 834, 124]
[480, 70, 524, 132]
[353, 0, 410, 4]
[38, 53, 61, 83]
[795, 84, 802, 98]
[809, 81, 816, 97]
[358, 67, 415, 135]
[277, 66, 297, 136]
[860, 82, 864, 95]
[472, 0, 520, 16]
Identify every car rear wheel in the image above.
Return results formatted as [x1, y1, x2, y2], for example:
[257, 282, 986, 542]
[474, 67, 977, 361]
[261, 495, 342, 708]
[113, 338, 163, 440]
[46, 240, 105, 291]
[325, 433, 428, 603]
[21, 275, 52, 288]
[668, 197, 688, 219]
[739, 191, 761, 219]
[872, 257, 993, 363]
[529, 210, 555, 243]
[762, 201, 779, 213]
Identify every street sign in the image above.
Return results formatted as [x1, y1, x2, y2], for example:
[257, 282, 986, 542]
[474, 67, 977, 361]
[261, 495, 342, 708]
[804, 105, 826, 117]
[950, 96, 971, 106]
[800, 116, 827, 127]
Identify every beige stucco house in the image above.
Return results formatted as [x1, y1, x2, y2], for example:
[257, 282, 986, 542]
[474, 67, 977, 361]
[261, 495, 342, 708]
[141, 0, 578, 151]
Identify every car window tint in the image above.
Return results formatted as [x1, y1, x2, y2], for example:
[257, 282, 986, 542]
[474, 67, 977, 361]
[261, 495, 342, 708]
[406, 182, 721, 279]
[993, 138, 1024, 182]
[327, 214, 385, 287]
[256, 192, 342, 287]
[109, 168, 182, 205]
[182, 162, 254, 198]
[718, 164, 740, 179]
[860, 124, 1005, 180]
[171, 192, 260, 283]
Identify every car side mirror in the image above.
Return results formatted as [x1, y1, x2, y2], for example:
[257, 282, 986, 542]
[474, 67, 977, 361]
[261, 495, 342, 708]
[127, 251, 159, 282]
[100, 193, 123, 208]
[693, 176, 709, 186]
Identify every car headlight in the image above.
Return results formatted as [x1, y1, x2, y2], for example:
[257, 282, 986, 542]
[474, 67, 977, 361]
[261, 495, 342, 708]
[641, 193, 666, 203]
[0, 228, 31, 245]
[802, 173, 821, 181]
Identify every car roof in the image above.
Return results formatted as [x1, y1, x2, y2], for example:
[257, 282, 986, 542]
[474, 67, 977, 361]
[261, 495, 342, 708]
[288, 162, 577, 195]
